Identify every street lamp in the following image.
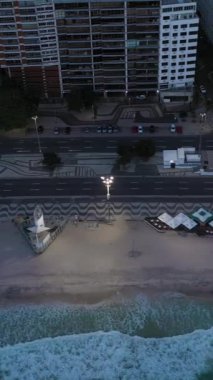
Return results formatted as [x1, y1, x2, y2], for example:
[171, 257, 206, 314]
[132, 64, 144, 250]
[156, 89, 160, 102]
[32, 115, 42, 154]
[101, 176, 114, 200]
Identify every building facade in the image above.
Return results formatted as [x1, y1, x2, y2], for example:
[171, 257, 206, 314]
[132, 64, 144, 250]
[0, 0, 199, 103]
[197, 0, 213, 45]
[159, 0, 199, 104]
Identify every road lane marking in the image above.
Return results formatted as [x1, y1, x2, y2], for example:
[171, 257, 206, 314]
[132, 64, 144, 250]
[30, 188, 39, 191]
[2, 189, 11, 192]
[131, 187, 139, 190]
[58, 182, 67, 185]
[84, 146, 92, 149]
[131, 181, 139, 184]
[17, 150, 30, 153]
[204, 188, 213, 191]
[32, 182, 40, 185]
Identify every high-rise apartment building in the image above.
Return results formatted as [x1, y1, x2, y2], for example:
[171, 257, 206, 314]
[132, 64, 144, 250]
[159, 0, 199, 104]
[197, 0, 213, 45]
[0, 0, 199, 104]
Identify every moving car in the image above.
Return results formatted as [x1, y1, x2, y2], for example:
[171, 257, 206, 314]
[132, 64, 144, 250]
[170, 124, 176, 133]
[149, 125, 155, 133]
[54, 127, 60, 135]
[38, 125, 44, 134]
[138, 125, 143, 134]
[200, 85, 206, 95]
[64, 126, 71, 134]
[176, 126, 183, 134]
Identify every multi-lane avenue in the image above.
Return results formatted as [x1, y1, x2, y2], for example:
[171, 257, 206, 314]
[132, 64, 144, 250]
[0, 177, 212, 201]
[1, 134, 213, 154]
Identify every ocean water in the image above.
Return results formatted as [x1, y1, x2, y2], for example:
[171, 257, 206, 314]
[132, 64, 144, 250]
[0, 293, 213, 380]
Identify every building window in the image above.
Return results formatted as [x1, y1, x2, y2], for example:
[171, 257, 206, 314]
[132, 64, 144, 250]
[163, 25, 169, 29]
[171, 76, 175, 80]
[173, 33, 178, 37]
[163, 33, 169, 37]
[162, 55, 168, 59]
[178, 76, 184, 79]
[162, 47, 168, 51]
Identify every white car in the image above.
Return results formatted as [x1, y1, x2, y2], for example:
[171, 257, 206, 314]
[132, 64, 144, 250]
[200, 85, 206, 95]
[138, 125, 143, 133]
[170, 124, 176, 133]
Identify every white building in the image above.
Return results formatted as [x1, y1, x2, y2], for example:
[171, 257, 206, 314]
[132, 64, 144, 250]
[163, 147, 201, 168]
[159, 0, 199, 105]
[197, 0, 213, 45]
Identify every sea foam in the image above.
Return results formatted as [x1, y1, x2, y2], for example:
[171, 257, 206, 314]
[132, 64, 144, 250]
[0, 328, 212, 380]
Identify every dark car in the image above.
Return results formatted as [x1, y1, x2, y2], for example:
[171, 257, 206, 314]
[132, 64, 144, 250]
[149, 125, 155, 133]
[38, 125, 44, 134]
[64, 126, 71, 134]
[176, 126, 183, 134]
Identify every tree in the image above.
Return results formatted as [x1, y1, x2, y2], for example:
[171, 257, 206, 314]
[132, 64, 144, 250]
[135, 139, 156, 160]
[0, 73, 39, 130]
[81, 87, 97, 109]
[42, 152, 62, 171]
[66, 87, 84, 111]
[66, 86, 98, 111]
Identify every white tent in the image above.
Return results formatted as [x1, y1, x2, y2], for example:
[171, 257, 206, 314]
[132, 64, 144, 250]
[182, 217, 197, 230]
[172, 213, 188, 226]
[166, 218, 181, 229]
[192, 208, 212, 223]
[158, 212, 172, 224]
[208, 220, 213, 227]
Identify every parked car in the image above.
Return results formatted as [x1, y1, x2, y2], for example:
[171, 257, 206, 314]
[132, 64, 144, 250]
[138, 125, 143, 134]
[131, 126, 138, 134]
[170, 124, 176, 133]
[38, 125, 44, 134]
[107, 126, 113, 133]
[176, 126, 183, 134]
[102, 126, 107, 133]
[200, 85, 206, 95]
[149, 125, 155, 133]
[54, 127, 60, 135]
[83, 127, 89, 133]
[135, 94, 146, 100]
[113, 126, 120, 133]
[97, 126, 101, 133]
[64, 126, 71, 134]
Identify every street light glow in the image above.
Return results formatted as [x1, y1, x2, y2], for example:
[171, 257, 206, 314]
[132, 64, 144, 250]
[101, 176, 114, 200]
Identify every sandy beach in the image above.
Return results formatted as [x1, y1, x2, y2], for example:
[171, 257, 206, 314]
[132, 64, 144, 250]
[0, 218, 213, 305]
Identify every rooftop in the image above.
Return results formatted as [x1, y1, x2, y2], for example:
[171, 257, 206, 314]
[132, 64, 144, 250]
[162, 0, 195, 5]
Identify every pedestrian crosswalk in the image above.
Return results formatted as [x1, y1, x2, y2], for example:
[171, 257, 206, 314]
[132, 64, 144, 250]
[120, 111, 136, 119]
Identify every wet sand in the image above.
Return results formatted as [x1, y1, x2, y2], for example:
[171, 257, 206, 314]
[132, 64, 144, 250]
[0, 219, 213, 306]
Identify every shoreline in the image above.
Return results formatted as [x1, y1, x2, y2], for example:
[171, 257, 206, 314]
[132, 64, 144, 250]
[0, 284, 213, 308]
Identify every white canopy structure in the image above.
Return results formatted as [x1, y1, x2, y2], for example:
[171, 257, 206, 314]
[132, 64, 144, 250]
[208, 220, 213, 228]
[182, 218, 197, 230]
[158, 212, 172, 224]
[192, 208, 212, 223]
[166, 218, 181, 229]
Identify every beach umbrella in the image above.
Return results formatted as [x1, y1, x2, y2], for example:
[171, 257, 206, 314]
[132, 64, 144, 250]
[192, 208, 212, 224]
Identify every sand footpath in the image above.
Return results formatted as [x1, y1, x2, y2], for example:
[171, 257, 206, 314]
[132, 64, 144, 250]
[0, 219, 213, 304]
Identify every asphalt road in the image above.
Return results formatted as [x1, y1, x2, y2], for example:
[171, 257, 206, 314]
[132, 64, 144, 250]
[1, 135, 213, 155]
[0, 177, 212, 200]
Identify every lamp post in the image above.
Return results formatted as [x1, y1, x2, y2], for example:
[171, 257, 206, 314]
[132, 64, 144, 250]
[101, 176, 114, 223]
[32, 115, 42, 154]
[199, 113, 206, 154]
[156, 89, 160, 103]
[101, 176, 114, 200]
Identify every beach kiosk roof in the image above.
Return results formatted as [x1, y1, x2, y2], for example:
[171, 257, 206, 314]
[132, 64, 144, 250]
[158, 212, 172, 224]
[192, 208, 212, 224]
